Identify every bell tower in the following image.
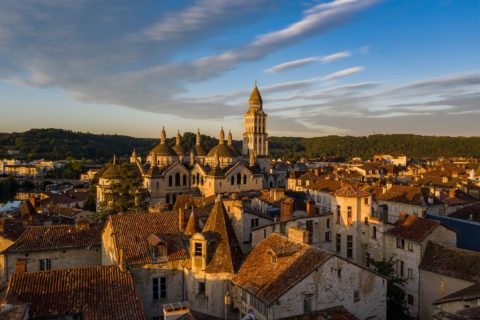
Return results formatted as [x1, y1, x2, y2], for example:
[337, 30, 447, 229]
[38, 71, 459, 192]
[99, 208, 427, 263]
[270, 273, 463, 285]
[242, 83, 268, 157]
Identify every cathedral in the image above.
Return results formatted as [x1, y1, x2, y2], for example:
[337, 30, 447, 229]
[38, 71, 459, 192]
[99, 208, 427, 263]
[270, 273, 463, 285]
[98, 85, 282, 207]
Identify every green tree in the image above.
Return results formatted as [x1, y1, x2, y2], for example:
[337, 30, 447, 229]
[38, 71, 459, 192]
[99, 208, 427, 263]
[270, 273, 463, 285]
[371, 257, 412, 320]
[98, 164, 146, 218]
[83, 189, 97, 212]
[0, 175, 18, 203]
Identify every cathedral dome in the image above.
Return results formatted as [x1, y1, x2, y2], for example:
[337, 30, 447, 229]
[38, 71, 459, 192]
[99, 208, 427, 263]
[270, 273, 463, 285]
[172, 130, 186, 156]
[207, 144, 239, 158]
[192, 144, 207, 156]
[151, 143, 177, 157]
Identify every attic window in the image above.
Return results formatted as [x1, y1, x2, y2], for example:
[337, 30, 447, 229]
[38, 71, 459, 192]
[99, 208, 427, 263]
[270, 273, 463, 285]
[272, 255, 277, 264]
[147, 234, 167, 262]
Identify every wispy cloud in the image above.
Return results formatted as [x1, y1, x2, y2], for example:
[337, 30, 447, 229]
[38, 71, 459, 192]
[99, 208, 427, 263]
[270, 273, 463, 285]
[322, 66, 364, 80]
[264, 51, 351, 73]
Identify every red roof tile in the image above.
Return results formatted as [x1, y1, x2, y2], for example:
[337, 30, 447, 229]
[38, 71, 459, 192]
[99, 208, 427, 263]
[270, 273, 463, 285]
[5, 265, 146, 320]
[384, 215, 442, 243]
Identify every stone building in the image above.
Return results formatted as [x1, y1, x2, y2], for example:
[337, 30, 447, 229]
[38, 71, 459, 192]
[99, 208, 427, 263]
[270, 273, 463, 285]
[233, 230, 387, 320]
[419, 241, 480, 320]
[1, 223, 102, 282]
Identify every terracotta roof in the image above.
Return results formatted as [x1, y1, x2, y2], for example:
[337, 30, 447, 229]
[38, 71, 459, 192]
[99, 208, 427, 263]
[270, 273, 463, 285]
[307, 179, 342, 193]
[374, 185, 438, 206]
[5, 265, 146, 320]
[419, 241, 480, 283]
[18, 201, 36, 217]
[439, 189, 478, 206]
[333, 183, 370, 198]
[279, 306, 359, 320]
[101, 164, 121, 179]
[201, 196, 243, 273]
[233, 233, 332, 304]
[0, 218, 26, 242]
[384, 215, 442, 243]
[434, 283, 480, 305]
[4, 224, 101, 253]
[184, 211, 199, 236]
[110, 211, 188, 266]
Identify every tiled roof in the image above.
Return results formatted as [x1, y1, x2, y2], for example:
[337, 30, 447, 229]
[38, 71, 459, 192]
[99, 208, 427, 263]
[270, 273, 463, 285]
[419, 241, 480, 283]
[4, 224, 102, 253]
[439, 189, 478, 206]
[279, 306, 359, 320]
[202, 196, 243, 273]
[233, 233, 332, 304]
[333, 183, 370, 198]
[110, 211, 188, 266]
[434, 283, 480, 305]
[5, 265, 146, 320]
[0, 218, 26, 242]
[373, 185, 438, 206]
[18, 201, 36, 217]
[384, 215, 442, 243]
[307, 179, 342, 193]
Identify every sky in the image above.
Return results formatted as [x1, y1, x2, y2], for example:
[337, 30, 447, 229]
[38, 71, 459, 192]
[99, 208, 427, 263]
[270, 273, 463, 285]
[0, 0, 479, 139]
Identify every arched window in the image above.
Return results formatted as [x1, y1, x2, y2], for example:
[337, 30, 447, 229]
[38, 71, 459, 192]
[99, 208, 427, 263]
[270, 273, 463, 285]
[172, 193, 177, 204]
[231, 176, 235, 185]
[196, 173, 199, 183]
[175, 173, 180, 186]
[156, 181, 159, 190]
[243, 175, 247, 184]
[192, 175, 196, 184]
[168, 176, 172, 187]
[237, 173, 241, 185]
[201, 176, 204, 185]
[183, 174, 187, 186]
[166, 193, 170, 204]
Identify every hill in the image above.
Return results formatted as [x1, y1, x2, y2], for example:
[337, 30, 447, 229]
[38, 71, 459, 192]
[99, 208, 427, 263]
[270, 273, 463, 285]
[0, 129, 479, 162]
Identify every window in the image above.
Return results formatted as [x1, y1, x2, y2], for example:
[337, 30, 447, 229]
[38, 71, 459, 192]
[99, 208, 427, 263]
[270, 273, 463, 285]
[198, 281, 206, 295]
[175, 173, 180, 186]
[354, 290, 360, 302]
[336, 234, 341, 253]
[39, 259, 51, 271]
[194, 243, 202, 256]
[396, 259, 404, 277]
[183, 174, 187, 186]
[303, 294, 312, 314]
[250, 218, 259, 228]
[231, 176, 235, 185]
[372, 226, 377, 239]
[408, 242, 414, 252]
[337, 268, 342, 279]
[243, 175, 247, 184]
[153, 277, 167, 300]
[408, 268, 414, 279]
[396, 237, 405, 249]
[168, 176, 172, 186]
[336, 205, 341, 225]
[347, 206, 352, 225]
[325, 231, 331, 242]
[271, 255, 277, 264]
[237, 173, 241, 185]
[407, 294, 414, 305]
[326, 218, 330, 229]
[364, 197, 369, 205]
[347, 235, 353, 259]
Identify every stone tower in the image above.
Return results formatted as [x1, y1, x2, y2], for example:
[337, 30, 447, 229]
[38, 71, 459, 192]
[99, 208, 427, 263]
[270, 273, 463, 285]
[242, 84, 268, 157]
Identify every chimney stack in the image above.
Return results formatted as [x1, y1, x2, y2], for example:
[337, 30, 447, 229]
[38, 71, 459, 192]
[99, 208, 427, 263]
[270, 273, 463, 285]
[280, 198, 294, 221]
[306, 200, 316, 216]
[178, 207, 185, 232]
[119, 249, 127, 272]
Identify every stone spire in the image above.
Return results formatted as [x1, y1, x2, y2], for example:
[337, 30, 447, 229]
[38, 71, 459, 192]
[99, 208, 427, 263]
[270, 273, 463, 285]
[176, 130, 181, 145]
[196, 128, 201, 145]
[132, 148, 137, 158]
[248, 83, 263, 111]
[160, 127, 166, 144]
[219, 127, 225, 145]
[227, 130, 233, 146]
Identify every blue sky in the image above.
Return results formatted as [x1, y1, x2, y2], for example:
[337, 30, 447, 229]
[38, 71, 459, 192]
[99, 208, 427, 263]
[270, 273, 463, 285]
[0, 0, 479, 138]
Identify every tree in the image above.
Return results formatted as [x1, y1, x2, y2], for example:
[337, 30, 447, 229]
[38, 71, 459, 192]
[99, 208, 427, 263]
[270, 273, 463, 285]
[0, 175, 18, 203]
[83, 189, 97, 212]
[371, 257, 412, 320]
[97, 164, 147, 218]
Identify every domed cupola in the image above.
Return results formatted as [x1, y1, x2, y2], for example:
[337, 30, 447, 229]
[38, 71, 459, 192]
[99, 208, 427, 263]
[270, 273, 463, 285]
[172, 130, 186, 159]
[148, 127, 179, 166]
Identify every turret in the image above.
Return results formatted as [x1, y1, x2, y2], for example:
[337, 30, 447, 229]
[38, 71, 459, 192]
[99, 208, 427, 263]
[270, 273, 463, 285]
[219, 127, 225, 145]
[160, 127, 166, 144]
[196, 128, 201, 145]
[176, 130, 181, 145]
[227, 130, 233, 146]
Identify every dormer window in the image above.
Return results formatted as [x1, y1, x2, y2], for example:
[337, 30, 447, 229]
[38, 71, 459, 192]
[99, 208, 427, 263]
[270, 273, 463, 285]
[147, 234, 168, 263]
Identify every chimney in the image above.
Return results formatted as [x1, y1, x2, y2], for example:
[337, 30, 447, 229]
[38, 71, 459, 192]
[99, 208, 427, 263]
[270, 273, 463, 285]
[178, 207, 185, 232]
[119, 249, 127, 272]
[163, 302, 190, 320]
[280, 198, 294, 221]
[287, 226, 308, 244]
[15, 259, 27, 274]
[306, 200, 316, 216]
[449, 188, 456, 199]
[430, 185, 435, 195]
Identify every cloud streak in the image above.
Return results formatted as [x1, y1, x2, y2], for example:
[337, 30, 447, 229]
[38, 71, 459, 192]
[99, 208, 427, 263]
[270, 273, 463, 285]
[264, 51, 351, 73]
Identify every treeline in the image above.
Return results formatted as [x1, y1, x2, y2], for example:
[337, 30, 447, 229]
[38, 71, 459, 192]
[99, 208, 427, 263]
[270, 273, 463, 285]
[0, 176, 18, 202]
[269, 135, 480, 160]
[1, 129, 479, 161]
